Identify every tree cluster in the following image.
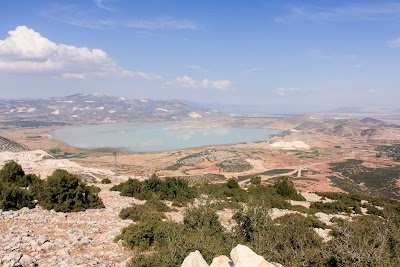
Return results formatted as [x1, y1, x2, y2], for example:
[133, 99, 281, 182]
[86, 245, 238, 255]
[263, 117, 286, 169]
[0, 161, 104, 212]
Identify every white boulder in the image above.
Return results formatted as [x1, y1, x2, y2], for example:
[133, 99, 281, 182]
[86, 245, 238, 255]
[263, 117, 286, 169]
[230, 244, 275, 267]
[181, 250, 209, 267]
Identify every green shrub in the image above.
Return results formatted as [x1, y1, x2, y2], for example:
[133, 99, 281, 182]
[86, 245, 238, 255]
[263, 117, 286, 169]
[111, 175, 196, 205]
[310, 201, 352, 214]
[0, 182, 35, 210]
[234, 207, 324, 266]
[0, 161, 37, 210]
[246, 186, 290, 209]
[101, 178, 111, 184]
[273, 177, 305, 201]
[324, 216, 396, 266]
[124, 207, 230, 266]
[0, 160, 25, 184]
[146, 198, 171, 212]
[196, 182, 247, 204]
[39, 169, 104, 212]
[183, 206, 224, 235]
[119, 201, 167, 222]
[0, 162, 104, 212]
[118, 217, 166, 250]
[227, 177, 240, 189]
[250, 176, 261, 185]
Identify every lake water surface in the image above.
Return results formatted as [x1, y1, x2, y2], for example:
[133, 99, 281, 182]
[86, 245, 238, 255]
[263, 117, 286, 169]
[52, 122, 279, 152]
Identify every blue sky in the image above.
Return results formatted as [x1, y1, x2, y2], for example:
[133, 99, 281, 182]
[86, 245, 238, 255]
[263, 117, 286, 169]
[0, 0, 399, 112]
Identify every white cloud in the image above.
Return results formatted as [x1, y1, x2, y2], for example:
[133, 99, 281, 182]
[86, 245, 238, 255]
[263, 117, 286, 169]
[201, 79, 231, 90]
[176, 75, 197, 87]
[387, 37, 400, 48]
[273, 87, 301, 96]
[165, 75, 231, 90]
[136, 71, 162, 80]
[0, 26, 159, 80]
[368, 88, 377, 93]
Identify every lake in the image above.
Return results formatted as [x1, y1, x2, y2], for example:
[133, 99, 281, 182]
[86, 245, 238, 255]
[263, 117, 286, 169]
[52, 122, 279, 152]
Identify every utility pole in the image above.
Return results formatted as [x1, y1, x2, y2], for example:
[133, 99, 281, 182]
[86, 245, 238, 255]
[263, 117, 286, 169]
[113, 148, 118, 177]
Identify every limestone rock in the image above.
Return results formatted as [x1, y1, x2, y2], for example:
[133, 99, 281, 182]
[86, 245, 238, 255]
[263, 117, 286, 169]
[0, 252, 37, 267]
[181, 250, 209, 267]
[37, 234, 49, 245]
[5, 251, 23, 263]
[230, 245, 275, 267]
[209, 255, 233, 267]
[19, 254, 37, 267]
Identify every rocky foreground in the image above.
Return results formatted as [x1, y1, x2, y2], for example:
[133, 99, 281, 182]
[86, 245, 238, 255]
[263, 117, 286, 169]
[181, 244, 283, 267]
[0, 184, 139, 267]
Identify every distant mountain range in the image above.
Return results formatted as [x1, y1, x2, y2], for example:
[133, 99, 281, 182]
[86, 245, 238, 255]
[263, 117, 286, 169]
[273, 114, 400, 139]
[0, 94, 222, 126]
[329, 106, 399, 114]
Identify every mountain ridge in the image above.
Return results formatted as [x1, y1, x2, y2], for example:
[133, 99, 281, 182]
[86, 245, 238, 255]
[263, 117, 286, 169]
[0, 94, 222, 126]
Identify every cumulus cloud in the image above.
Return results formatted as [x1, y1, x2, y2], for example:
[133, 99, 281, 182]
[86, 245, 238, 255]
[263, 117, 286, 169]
[0, 26, 160, 80]
[171, 75, 197, 88]
[368, 88, 377, 93]
[165, 75, 231, 90]
[273, 87, 301, 96]
[387, 37, 400, 48]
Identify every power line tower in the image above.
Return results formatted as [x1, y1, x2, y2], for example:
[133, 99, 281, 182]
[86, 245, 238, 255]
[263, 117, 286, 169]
[113, 148, 119, 177]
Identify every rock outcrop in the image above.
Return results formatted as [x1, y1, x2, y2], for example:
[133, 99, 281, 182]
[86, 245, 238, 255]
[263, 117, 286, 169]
[0, 136, 30, 152]
[230, 245, 275, 267]
[181, 250, 209, 267]
[181, 245, 282, 267]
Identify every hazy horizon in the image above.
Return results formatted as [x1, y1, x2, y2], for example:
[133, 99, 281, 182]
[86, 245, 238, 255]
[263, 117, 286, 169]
[1, 0, 399, 113]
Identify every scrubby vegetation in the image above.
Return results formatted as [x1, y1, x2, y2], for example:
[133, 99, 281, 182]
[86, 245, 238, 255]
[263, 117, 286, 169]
[0, 161, 39, 210]
[0, 161, 104, 212]
[329, 159, 400, 199]
[273, 176, 306, 201]
[217, 158, 253, 172]
[101, 178, 111, 184]
[112, 172, 400, 267]
[119, 206, 230, 266]
[110, 174, 196, 206]
[378, 143, 400, 161]
[250, 176, 261, 185]
[119, 199, 170, 221]
[33, 169, 104, 212]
